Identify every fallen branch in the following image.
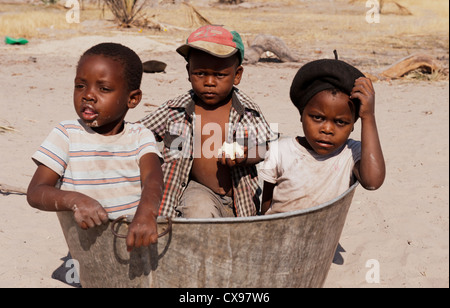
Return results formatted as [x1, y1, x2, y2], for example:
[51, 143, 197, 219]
[0, 125, 19, 133]
[245, 34, 300, 64]
[380, 53, 441, 79]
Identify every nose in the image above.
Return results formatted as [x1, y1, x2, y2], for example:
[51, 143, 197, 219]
[321, 121, 334, 135]
[204, 75, 216, 87]
[82, 86, 96, 102]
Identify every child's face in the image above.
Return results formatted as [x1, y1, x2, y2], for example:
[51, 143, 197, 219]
[187, 50, 243, 107]
[301, 90, 356, 156]
[74, 54, 140, 135]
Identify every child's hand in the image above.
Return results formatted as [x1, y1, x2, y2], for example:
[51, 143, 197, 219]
[71, 196, 109, 230]
[219, 127, 249, 167]
[219, 143, 248, 167]
[126, 214, 158, 252]
[350, 77, 376, 120]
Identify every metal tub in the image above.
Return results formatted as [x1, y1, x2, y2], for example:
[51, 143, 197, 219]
[57, 182, 358, 288]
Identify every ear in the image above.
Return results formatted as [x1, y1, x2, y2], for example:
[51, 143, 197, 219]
[186, 63, 191, 83]
[233, 65, 244, 86]
[128, 89, 142, 109]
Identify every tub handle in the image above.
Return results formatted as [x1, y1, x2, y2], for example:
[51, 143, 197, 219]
[111, 215, 172, 239]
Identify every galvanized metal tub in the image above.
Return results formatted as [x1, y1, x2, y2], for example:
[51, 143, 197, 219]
[57, 182, 358, 288]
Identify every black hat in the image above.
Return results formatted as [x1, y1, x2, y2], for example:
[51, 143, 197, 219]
[290, 53, 365, 120]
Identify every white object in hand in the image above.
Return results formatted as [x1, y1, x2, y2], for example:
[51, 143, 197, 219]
[219, 142, 245, 160]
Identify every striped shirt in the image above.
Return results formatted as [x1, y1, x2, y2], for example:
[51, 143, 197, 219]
[32, 120, 162, 219]
[140, 87, 278, 218]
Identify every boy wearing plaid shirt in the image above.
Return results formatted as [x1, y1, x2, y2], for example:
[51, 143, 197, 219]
[140, 25, 277, 218]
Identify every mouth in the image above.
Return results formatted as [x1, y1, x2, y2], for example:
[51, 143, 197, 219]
[81, 104, 98, 121]
[316, 140, 334, 148]
[202, 92, 217, 99]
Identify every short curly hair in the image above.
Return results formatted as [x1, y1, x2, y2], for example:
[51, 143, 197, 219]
[79, 42, 143, 91]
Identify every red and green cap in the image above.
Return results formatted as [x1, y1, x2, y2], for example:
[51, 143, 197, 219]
[177, 25, 245, 64]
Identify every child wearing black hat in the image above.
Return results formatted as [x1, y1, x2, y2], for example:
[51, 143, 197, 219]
[260, 57, 385, 214]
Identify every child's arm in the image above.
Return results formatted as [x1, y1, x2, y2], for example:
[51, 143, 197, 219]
[261, 181, 275, 214]
[350, 77, 386, 190]
[27, 164, 109, 229]
[126, 153, 164, 252]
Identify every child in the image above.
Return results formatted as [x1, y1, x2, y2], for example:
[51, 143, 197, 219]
[139, 25, 277, 218]
[260, 56, 385, 214]
[27, 43, 164, 252]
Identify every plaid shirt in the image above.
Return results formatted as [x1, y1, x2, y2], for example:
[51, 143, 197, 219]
[140, 87, 278, 218]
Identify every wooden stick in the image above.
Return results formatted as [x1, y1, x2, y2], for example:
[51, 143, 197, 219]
[0, 125, 19, 132]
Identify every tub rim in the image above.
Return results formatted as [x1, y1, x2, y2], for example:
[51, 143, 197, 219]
[156, 181, 359, 225]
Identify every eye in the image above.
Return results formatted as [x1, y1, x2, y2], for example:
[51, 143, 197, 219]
[100, 87, 112, 92]
[215, 73, 227, 78]
[310, 114, 323, 122]
[74, 84, 85, 89]
[335, 119, 349, 126]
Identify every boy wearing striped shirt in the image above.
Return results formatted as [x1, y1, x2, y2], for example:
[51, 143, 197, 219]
[27, 43, 164, 252]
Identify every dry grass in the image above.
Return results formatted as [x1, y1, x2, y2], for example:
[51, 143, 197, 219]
[144, 0, 449, 53]
[403, 68, 445, 82]
[0, 0, 448, 73]
[0, 10, 79, 38]
[1, 0, 447, 41]
[0, 3, 109, 38]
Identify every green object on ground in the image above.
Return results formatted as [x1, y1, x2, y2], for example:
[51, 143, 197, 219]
[5, 36, 29, 45]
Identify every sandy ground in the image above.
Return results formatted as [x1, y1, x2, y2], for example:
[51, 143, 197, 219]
[0, 27, 448, 287]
